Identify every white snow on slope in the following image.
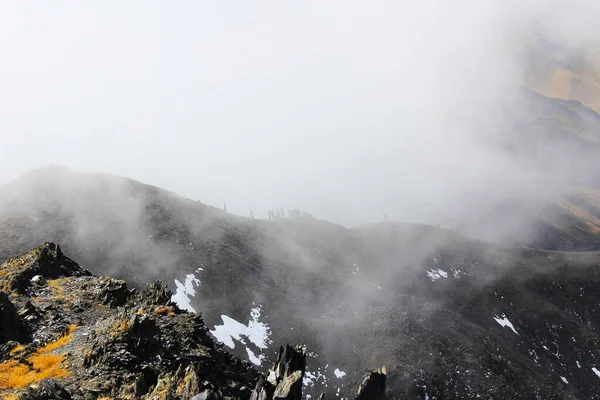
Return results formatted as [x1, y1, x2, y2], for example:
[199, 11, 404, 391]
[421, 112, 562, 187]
[304, 371, 318, 387]
[246, 348, 264, 366]
[171, 273, 201, 313]
[426, 269, 448, 281]
[210, 305, 272, 366]
[493, 314, 518, 335]
[333, 368, 346, 378]
[304, 368, 328, 388]
[560, 376, 569, 384]
[593, 367, 600, 378]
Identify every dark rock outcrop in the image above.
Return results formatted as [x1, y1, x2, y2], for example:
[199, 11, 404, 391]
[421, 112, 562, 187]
[250, 345, 307, 400]
[1, 242, 90, 294]
[0, 244, 385, 400]
[0, 291, 29, 344]
[355, 368, 387, 400]
[21, 379, 73, 400]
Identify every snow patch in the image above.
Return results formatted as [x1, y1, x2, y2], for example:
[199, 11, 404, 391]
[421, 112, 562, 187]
[426, 269, 448, 281]
[304, 371, 317, 387]
[210, 305, 272, 366]
[577, 361, 581, 368]
[333, 368, 346, 378]
[246, 348, 264, 366]
[560, 376, 568, 384]
[493, 314, 518, 335]
[593, 367, 600, 378]
[304, 369, 327, 387]
[210, 306, 271, 349]
[171, 273, 201, 313]
[372, 284, 382, 290]
[192, 393, 207, 400]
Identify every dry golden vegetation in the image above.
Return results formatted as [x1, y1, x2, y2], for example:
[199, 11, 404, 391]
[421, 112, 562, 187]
[154, 305, 175, 317]
[112, 317, 131, 333]
[0, 325, 77, 390]
[558, 200, 600, 234]
[1, 394, 21, 400]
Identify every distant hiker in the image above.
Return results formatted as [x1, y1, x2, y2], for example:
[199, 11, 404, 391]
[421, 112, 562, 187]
[250, 210, 254, 219]
[383, 214, 387, 221]
[275, 209, 281, 219]
[268, 210, 272, 219]
[281, 208, 285, 218]
[223, 203, 227, 213]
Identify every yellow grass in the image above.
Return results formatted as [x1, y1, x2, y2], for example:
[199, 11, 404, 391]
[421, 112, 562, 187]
[47, 279, 67, 296]
[112, 318, 130, 332]
[154, 306, 175, 317]
[43, 325, 76, 352]
[9, 345, 26, 356]
[1, 394, 21, 400]
[0, 325, 76, 390]
[557, 201, 600, 234]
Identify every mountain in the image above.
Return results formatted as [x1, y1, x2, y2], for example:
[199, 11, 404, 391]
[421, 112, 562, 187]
[444, 88, 600, 251]
[2, 167, 600, 398]
[0, 242, 386, 399]
[520, 36, 600, 113]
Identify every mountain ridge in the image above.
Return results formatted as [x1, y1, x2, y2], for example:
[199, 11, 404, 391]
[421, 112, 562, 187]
[2, 168, 600, 398]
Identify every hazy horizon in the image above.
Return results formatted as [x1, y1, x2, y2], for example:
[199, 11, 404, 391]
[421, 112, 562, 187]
[2, 0, 600, 227]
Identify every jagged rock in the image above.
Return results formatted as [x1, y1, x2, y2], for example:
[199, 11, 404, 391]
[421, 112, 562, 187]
[0, 291, 29, 343]
[134, 365, 159, 397]
[272, 370, 303, 400]
[179, 364, 203, 399]
[1, 245, 379, 400]
[18, 300, 40, 321]
[140, 280, 174, 307]
[355, 367, 387, 400]
[270, 345, 307, 384]
[22, 379, 73, 400]
[0, 242, 90, 294]
[95, 277, 131, 308]
[250, 377, 275, 400]
[251, 345, 306, 400]
[271, 345, 306, 400]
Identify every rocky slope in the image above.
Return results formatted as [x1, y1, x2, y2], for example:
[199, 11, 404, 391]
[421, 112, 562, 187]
[0, 243, 387, 400]
[450, 88, 600, 251]
[3, 169, 600, 398]
[520, 35, 600, 113]
[0, 243, 261, 399]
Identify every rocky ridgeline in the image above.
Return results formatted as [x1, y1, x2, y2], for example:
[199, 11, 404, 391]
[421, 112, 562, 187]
[0, 243, 385, 400]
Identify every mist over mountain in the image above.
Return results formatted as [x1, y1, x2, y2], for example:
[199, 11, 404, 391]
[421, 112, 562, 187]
[0, 0, 599, 227]
[2, 167, 600, 398]
[2, 1, 600, 399]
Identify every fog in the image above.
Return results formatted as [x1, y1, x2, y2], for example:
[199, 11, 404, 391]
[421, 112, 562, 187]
[2, 3, 600, 393]
[1, 0, 599, 227]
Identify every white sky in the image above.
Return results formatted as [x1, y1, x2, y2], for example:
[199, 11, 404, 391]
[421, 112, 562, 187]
[1, 1, 598, 225]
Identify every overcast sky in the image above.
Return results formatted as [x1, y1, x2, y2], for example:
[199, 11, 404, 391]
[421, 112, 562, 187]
[1, 1, 599, 226]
